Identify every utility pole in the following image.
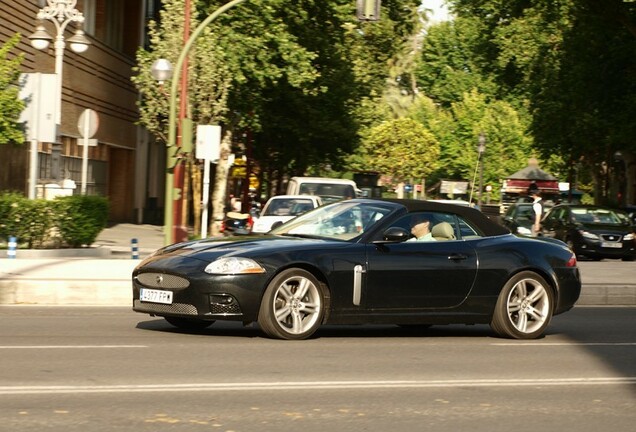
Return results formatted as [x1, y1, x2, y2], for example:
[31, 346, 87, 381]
[171, 0, 191, 244]
[477, 133, 486, 207]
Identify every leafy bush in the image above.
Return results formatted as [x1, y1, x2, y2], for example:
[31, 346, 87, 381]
[0, 193, 109, 249]
[0, 193, 57, 248]
[0, 191, 22, 240]
[54, 196, 109, 247]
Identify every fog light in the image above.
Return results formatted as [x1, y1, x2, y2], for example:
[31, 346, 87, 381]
[210, 294, 235, 305]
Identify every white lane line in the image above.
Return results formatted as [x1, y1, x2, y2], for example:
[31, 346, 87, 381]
[0, 345, 147, 349]
[1, 378, 635, 395]
[491, 343, 636, 346]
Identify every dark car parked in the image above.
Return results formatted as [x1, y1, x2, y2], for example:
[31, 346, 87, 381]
[541, 204, 636, 261]
[624, 205, 636, 225]
[133, 199, 581, 340]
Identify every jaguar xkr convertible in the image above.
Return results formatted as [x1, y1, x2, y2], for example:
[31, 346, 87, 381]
[132, 199, 581, 340]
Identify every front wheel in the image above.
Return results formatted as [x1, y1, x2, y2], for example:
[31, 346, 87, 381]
[258, 268, 325, 340]
[490, 271, 554, 339]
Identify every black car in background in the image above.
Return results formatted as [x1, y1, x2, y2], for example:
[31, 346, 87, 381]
[541, 204, 636, 261]
[624, 205, 636, 225]
[133, 199, 581, 340]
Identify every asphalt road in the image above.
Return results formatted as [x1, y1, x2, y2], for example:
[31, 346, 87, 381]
[0, 306, 634, 431]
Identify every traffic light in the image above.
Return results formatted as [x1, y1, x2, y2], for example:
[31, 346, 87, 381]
[356, 0, 381, 21]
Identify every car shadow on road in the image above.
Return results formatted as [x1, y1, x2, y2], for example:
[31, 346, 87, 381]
[136, 318, 504, 339]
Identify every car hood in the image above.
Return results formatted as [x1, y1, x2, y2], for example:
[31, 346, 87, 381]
[144, 235, 350, 264]
[577, 222, 633, 233]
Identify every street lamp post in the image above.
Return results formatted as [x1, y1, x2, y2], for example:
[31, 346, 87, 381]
[29, 0, 91, 182]
[477, 133, 486, 207]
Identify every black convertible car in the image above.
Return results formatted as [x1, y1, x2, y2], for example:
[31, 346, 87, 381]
[132, 199, 581, 340]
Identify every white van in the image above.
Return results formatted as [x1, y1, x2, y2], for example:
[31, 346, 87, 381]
[286, 177, 358, 204]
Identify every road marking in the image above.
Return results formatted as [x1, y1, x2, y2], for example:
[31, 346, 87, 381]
[0, 378, 634, 395]
[491, 342, 636, 346]
[0, 345, 147, 349]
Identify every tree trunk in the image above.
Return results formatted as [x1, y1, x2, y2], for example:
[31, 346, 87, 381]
[191, 157, 202, 236]
[210, 131, 233, 236]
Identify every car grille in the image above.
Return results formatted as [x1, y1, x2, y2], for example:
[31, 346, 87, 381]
[600, 234, 622, 242]
[133, 299, 197, 315]
[210, 303, 242, 315]
[136, 272, 190, 289]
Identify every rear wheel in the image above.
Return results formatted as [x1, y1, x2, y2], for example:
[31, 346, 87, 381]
[164, 316, 214, 330]
[490, 271, 553, 339]
[258, 268, 325, 340]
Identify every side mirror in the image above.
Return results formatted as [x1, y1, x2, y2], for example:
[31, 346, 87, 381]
[375, 227, 410, 243]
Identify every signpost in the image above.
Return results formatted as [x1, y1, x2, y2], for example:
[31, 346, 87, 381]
[77, 109, 99, 195]
[195, 125, 221, 238]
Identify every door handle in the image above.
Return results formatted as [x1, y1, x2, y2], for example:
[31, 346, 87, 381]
[448, 253, 468, 261]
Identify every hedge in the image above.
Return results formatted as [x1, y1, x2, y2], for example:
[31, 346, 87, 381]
[0, 192, 109, 249]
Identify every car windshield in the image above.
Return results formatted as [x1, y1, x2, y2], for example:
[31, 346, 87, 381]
[571, 208, 629, 225]
[270, 200, 394, 241]
[262, 198, 316, 217]
[298, 183, 355, 204]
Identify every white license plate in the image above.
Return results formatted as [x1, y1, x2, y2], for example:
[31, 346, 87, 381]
[140, 288, 173, 304]
[601, 242, 622, 249]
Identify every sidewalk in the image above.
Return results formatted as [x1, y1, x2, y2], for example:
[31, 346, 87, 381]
[1, 224, 635, 306]
[0, 223, 167, 305]
[92, 223, 166, 258]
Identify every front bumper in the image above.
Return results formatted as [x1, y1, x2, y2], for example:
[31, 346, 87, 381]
[576, 239, 636, 259]
[132, 256, 270, 322]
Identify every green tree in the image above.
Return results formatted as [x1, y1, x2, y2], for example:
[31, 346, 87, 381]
[134, 0, 424, 208]
[0, 34, 25, 145]
[428, 90, 532, 191]
[353, 117, 440, 185]
[416, 17, 498, 108]
[133, 0, 320, 233]
[249, 0, 423, 186]
[448, 0, 636, 204]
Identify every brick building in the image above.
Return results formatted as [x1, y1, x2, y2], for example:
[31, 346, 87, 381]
[0, 0, 165, 224]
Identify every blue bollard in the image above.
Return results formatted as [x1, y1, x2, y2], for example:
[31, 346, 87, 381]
[131, 238, 139, 259]
[7, 236, 17, 259]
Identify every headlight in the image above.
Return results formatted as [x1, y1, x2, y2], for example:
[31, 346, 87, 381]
[204, 257, 265, 275]
[580, 230, 599, 240]
[517, 226, 532, 236]
[624, 233, 635, 241]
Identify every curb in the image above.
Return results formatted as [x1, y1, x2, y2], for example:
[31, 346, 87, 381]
[575, 284, 636, 306]
[1, 258, 634, 307]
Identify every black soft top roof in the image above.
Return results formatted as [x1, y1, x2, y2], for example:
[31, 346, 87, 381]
[365, 198, 510, 237]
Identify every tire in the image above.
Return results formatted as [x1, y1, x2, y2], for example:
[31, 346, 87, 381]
[258, 268, 325, 340]
[490, 271, 554, 339]
[164, 316, 214, 330]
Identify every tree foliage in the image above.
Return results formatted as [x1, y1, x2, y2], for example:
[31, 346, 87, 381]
[133, 0, 423, 202]
[354, 117, 440, 184]
[0, 34, 25, 145]
[446, 0, 636, 203]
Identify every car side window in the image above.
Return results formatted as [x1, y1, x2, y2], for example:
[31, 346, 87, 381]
[456, 218, 482, 239]
[386, 212, 465, 241]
